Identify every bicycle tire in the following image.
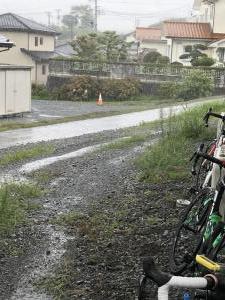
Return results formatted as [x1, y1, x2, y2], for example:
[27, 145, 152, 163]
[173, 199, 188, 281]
[195, 141, 215, 190]
[169, 188, 213, 275]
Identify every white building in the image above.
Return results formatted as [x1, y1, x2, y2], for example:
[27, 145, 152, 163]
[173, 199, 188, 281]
[134, 0, 225, 65]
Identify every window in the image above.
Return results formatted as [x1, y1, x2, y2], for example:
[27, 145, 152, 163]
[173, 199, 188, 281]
[42, 65, 47, 75]
[35, 36, 38, 47]
[40, 37, 43, 45]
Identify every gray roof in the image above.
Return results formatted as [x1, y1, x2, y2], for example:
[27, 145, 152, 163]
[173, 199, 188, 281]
[0, 13, 58, 35]
[21, 48, 55, 62]
[54, 43, 76, 57]
[0, 34, 14, 48]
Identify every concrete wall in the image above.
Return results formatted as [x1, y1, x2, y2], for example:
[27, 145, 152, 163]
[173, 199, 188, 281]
[47, 74, 225, 97]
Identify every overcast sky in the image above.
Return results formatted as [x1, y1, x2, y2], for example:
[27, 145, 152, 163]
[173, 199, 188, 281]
[0, 0, 194, 33]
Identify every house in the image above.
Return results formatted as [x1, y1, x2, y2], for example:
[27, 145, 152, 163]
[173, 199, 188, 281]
[135, 27, 168, 58]
[0, 13, 59, 85]
[0, 34, 31, 116]
[133, 0, 225, 65]
[0, 34, 14, 50]
[54, 42, 76, 58]
[162, 21, 225, 64]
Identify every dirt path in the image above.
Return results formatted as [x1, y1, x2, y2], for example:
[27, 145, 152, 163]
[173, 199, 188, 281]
[0, 126, 188, 300]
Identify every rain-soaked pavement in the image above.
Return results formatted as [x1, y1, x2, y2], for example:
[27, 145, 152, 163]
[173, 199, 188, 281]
[0, 100, 217, 149]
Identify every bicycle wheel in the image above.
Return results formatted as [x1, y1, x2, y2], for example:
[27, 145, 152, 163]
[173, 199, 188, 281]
[195, 141, 215, 190]
[169, 189, 213, 275]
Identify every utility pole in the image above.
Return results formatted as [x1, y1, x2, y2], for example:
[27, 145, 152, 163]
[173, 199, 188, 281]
[89, 0, 98, 31]
[56, 9, 62, 26]
[94, 0, 98, 32]
[46, 11, 52, 26]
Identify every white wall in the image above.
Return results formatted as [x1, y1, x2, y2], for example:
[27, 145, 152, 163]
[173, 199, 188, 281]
[0, 66, 31, 116]
[0, 30, 54, 84]
[170, 39, 209, 64]
[213, 0, 225, 33]
[28, 33, 55, 51]
[140, 41, 168, 56]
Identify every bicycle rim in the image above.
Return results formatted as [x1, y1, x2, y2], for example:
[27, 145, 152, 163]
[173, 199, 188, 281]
[170, 189, 212, 275]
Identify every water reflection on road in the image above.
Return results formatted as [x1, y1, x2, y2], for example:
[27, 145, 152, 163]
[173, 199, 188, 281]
[0, 101, 211, 149]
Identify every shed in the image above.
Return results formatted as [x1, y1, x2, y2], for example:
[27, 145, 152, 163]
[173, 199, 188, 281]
[0, 65, 32, 116]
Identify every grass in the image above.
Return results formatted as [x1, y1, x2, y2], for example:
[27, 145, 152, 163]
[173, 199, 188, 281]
[0, 144, 55, 166]
[0, 183, 43, 234]
[100, 135, 145, 151]
[136, 101, 225, 183]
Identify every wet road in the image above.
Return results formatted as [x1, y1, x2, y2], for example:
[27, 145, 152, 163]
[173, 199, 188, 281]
[0, 100, 219, 149]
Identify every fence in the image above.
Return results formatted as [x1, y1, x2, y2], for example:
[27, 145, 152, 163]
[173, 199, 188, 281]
[49, 59, 225, 88]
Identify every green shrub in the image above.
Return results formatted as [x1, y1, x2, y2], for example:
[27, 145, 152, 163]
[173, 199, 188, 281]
[143, 51, 161, 64]
[171, 61, 183, 66]
[177, 70, 213, 100]
[32, 84, 49, 99]
[156, 82, 178, 99]
[192, 56, 215, 67]
[56, 76, 100, 101]
[55, 76, 141, 101]
[101, 78, 141, 100]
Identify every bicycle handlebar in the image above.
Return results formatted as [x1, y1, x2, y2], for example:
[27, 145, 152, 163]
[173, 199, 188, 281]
[190, 144, 225, 176]
[203, 108, 225, 127]
[140, 257, 225, 300]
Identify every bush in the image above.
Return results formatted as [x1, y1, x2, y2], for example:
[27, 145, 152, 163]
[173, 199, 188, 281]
[143, 51, 161, 64]
[143, 51, 170, 65]
[56, 76, 100, 101]
[177, 70, 213, 100]
[192, 56, 215, 67]
[55, 76, 141, 101]
[156, 82, 178, 99]
[32, 84, 49, 99]
[101, 78, 141, 100]
[171, 61, 183, 66]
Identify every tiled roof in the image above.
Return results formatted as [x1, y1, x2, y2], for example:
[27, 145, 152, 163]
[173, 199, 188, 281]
[21, 48, 55, 62]
[136, 27, 163, 42]
[0, 34, 14, 48]
[0, 13, 58, 35]
[55, 43, 76, 57]
[163, 21, 225, 40]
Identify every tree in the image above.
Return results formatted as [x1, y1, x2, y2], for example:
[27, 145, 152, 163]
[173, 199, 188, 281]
[143, 51, 170, 64]
[179, 44, 214, 66]
[62, 15, 78, 40]
[71, 33, 100, 60]
[71, 5, 94, 31]
[71, 31, 132, 62]
[98, 31, 131, 62]
[58, 5, 94, 42]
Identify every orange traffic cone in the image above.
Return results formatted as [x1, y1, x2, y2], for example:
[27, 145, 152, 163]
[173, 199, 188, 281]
[97, 93, 103, 105]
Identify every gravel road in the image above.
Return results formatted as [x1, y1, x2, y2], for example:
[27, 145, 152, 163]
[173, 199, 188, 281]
[0, 125, 190, 300]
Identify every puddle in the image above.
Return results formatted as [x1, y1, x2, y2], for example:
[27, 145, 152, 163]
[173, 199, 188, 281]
[0, 101, 210, 149]
[39, 114, 62, 118]
[20, 138, 131, 174]
[10, 225, 74, 300]
[20, 143, 107, 173]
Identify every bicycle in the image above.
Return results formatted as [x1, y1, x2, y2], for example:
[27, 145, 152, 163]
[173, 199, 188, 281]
[138, 255, 225, 300]
[170, 110, 225, 275]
